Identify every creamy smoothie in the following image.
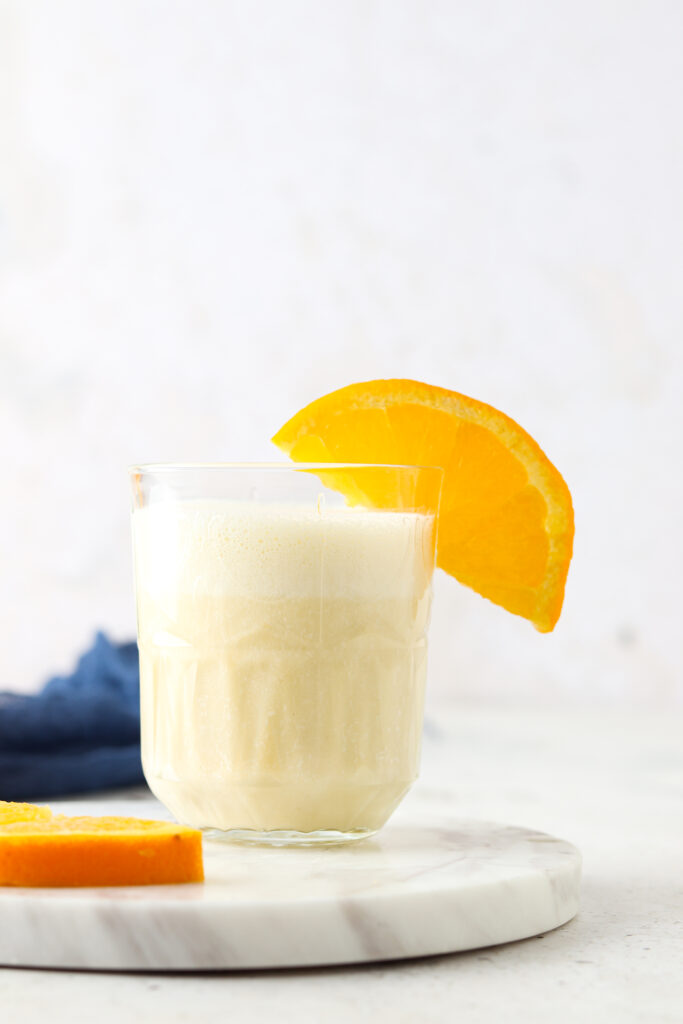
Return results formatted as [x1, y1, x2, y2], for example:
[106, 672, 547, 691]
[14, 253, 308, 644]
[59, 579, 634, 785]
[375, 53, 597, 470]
[132, 499, 436, 837]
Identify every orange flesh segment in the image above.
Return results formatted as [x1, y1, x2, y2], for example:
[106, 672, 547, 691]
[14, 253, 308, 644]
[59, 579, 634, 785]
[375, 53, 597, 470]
[272, 379, 574, 632]
[0, 802, 204, 887]
[0, 801, 52, 825]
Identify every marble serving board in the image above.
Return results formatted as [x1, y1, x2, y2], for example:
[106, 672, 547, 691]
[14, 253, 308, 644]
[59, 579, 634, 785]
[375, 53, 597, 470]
[0, 796, 581, 971]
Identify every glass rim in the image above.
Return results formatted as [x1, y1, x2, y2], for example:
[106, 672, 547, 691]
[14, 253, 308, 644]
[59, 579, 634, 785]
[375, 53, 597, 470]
[129, 461, 444, 474]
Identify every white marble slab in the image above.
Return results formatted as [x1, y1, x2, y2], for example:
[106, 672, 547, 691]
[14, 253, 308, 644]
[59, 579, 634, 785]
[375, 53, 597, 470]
[0, 803, 580, 970]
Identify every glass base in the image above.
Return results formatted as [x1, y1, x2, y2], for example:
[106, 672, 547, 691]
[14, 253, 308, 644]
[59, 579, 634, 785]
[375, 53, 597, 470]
[202, 826, 376, 847]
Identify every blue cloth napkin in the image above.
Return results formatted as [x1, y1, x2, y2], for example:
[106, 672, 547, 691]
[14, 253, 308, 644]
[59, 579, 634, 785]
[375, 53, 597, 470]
[0, 633, 145, 801]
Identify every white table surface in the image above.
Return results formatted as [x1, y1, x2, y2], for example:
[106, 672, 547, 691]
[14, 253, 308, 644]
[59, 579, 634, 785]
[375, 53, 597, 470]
[2, 703, 681, 1023]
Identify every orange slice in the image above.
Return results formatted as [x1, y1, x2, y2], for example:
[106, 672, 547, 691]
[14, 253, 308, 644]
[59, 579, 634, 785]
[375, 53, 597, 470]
[0, 801, 52, 825]
[272, 379, 574, 632]
[0, 802, 204, 887]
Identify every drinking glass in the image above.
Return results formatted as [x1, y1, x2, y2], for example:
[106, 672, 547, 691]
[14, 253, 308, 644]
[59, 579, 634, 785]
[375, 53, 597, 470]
[130, 463, 442, 845]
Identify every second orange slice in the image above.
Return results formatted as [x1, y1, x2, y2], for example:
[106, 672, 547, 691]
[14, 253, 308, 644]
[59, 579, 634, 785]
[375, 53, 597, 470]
[0, 802, 204, 887]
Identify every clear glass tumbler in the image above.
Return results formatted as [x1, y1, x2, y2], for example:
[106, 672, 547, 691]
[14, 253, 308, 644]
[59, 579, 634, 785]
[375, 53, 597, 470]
[130, 463, 442, 845]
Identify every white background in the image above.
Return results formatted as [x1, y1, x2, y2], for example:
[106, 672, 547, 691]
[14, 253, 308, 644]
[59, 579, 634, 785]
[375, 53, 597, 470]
[1, 1, 681, 704]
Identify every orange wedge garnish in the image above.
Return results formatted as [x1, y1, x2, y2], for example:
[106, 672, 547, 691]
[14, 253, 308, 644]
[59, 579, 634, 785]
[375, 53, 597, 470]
[272, 379, 574, 632]
[0, 801, 203, 886]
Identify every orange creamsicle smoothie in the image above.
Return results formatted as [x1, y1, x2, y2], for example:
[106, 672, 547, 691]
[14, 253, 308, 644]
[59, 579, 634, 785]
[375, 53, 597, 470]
[132, 499, 436, 836]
